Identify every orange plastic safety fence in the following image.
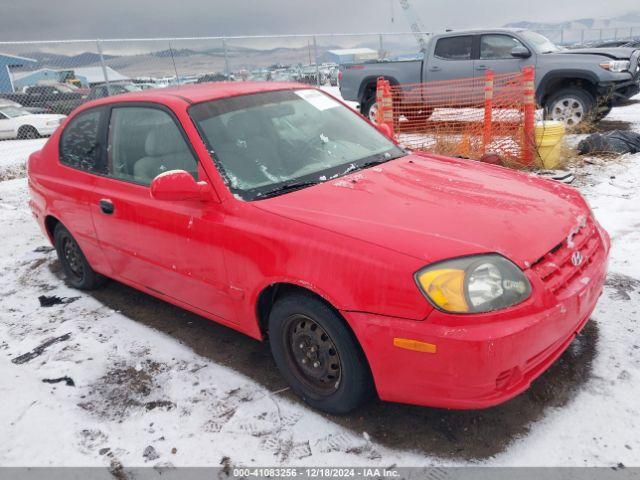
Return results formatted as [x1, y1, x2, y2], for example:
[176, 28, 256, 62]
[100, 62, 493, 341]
[379, 68, 537, 168]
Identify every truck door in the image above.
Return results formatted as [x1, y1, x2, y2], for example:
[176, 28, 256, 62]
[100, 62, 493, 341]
[426, 35, 475, 81]
[475, 34, 534, 77]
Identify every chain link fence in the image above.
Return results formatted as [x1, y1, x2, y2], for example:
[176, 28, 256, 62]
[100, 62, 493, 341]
[0, 27, 638, 178]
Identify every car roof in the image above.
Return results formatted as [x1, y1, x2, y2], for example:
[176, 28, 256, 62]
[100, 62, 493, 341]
[87, 81, 308, 107]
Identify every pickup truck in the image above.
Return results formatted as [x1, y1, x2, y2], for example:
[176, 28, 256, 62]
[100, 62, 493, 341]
[0, 84, 87, 115]
[339, 28, 640, 127]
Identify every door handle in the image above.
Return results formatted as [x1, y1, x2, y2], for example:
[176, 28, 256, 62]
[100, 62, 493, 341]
[99, 199, 114, 215]
[475, 65, 488, 71]
[429, 66, 441, 72]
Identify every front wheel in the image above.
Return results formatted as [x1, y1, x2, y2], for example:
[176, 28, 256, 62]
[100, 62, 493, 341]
[544, 88, 595, 128]
[268, 293, 374, 414]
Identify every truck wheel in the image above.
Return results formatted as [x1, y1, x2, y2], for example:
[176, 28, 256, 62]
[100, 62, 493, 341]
[268, 292, 374, 414]
[360, 93, 378, 123]
[54, 223, 106, 290]
[544, 88, 595, 128]
[17, 125, 40, 140]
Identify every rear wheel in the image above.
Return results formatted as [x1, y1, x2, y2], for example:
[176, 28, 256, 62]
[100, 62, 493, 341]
[268, 292, 374, 414]
[17, 125, 40, 140]
[544, 88, 595, 128]
[53, 223, 106, 290]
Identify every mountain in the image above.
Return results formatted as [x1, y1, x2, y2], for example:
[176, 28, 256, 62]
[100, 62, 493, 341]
[18, 51, 117, 69]
[504, 11, 640, 30]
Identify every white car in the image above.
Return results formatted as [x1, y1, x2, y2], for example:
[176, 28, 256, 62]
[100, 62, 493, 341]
[0, 104, 66, 140]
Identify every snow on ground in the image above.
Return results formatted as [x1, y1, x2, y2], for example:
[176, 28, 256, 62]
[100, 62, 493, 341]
[0, 139, 46, 180]
[1, 95, 640, 469]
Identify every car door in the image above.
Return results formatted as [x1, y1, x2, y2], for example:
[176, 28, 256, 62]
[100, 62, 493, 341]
[89, 103, 237, 323]
[475, 34, 534, 76]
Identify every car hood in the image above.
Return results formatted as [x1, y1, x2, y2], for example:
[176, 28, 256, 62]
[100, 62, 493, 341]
[253, 153, 589, 269]
[558, 47, 636, 60]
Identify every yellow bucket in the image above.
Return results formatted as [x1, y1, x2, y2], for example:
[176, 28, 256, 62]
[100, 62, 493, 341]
[534, 121, 565, 169]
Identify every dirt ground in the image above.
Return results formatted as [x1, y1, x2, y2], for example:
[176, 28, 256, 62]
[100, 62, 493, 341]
[75, 260, 600, 461]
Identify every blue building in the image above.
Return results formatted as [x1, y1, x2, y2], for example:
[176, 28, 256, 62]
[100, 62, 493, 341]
[0, 53, 36, 92]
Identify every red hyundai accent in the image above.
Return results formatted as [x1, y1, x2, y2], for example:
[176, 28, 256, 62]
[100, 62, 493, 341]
[27, 82, 610, 413]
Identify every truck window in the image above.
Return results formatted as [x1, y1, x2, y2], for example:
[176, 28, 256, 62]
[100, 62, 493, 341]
[434, 36, 473, 60]
[480, 35, 527, 59]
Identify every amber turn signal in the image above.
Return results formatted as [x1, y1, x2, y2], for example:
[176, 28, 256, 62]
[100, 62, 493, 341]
[393, 338, 437, 353]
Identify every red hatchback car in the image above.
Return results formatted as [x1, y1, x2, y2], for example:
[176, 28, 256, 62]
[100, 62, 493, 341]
[28, 82, 610, 413]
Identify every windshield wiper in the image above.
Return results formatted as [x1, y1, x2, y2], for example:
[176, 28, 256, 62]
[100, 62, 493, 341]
[258, 181, 320, 199]
[359, 151, 406, 169]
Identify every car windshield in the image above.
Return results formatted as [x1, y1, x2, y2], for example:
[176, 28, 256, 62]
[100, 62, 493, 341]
[189, 89, 406, 200]
[521, 31, 562, 54]
[0, 106, 30, 118]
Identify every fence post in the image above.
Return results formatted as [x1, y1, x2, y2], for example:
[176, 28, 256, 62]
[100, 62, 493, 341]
[96, 39, 111, 95]
[376, 77, 395, 137]
[522, 66, 536, 166]
[222, 38, 230, 79]
[378, 34, 384, 59]
[560, 28, 564, 45]
[483, 69, 494, 152]
[313, 35, 320, 86]
[580, 29, 585, 45]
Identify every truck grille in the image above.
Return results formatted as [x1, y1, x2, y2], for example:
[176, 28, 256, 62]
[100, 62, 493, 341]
[530, 218, 602, 299]
[632, 50, 640, 80]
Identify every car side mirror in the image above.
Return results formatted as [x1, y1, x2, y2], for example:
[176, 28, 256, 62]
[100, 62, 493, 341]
[150, 170, 211, 202]
[511, 46, 531, 59]
[376, 123, 393, 138]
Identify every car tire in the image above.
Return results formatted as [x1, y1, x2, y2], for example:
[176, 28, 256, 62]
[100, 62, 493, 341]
[268, 292, 374, 414]
[544, 88, 595, 128]
[53, 223, 106, 290]
[360, 90, 378, 123]
[17, 125, 40, 140]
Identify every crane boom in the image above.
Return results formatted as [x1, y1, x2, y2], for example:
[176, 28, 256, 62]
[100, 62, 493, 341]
[397, 0, 429, 51]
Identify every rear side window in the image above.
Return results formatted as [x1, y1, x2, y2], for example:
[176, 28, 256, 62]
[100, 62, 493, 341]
[60, 108, 106, 174]
[434, 36, 473, 60]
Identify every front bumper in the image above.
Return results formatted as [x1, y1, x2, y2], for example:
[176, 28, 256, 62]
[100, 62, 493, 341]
[345, 225, 610, 410]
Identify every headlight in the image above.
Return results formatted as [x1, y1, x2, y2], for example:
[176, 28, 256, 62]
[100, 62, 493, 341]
[599, 60, 630, 73]
[46, 118, 63, 126]
[415, 254, 531, 314]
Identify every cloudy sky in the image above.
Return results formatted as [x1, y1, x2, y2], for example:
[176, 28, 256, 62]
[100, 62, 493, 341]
[0, 0, 638, 41]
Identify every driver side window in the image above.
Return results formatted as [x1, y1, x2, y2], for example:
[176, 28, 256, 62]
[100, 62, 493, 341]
[480, 35, 527, 60]
[107, 106, 198, 186]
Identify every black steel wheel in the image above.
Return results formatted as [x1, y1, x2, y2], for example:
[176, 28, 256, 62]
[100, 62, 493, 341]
[283, 313, 342, 396]
[268, 292, 374, 414]
[53, 223, 106, 290]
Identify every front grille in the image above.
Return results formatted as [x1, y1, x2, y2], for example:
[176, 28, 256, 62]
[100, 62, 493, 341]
[530, 217, 602, 299]
[632, 50, 640, 80]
